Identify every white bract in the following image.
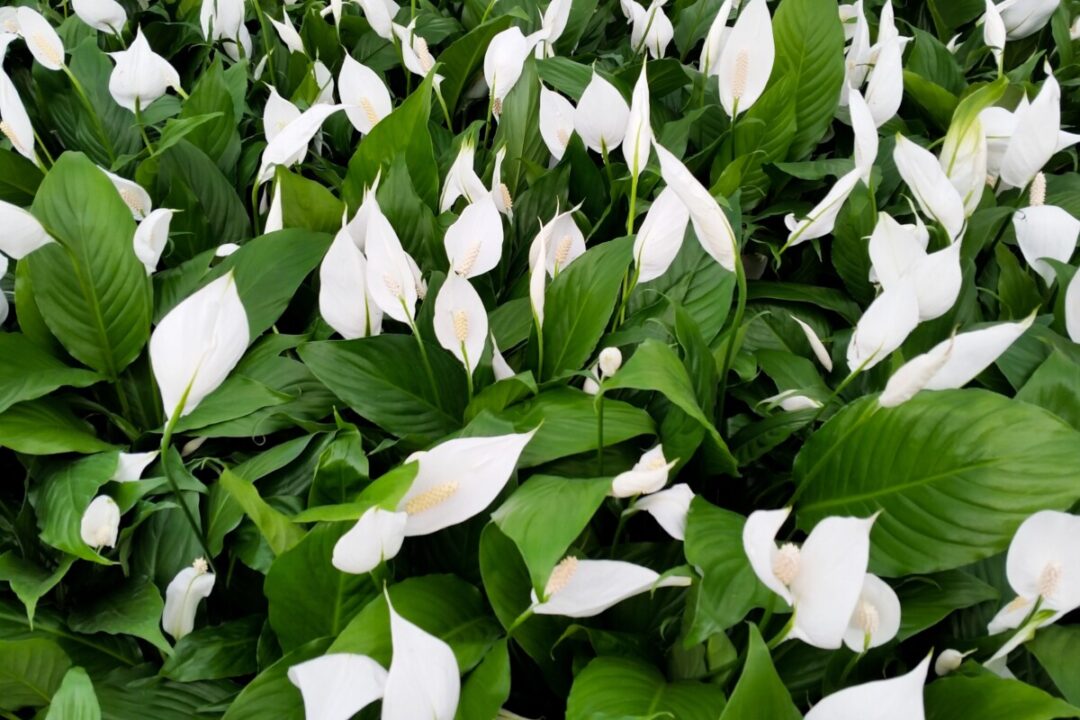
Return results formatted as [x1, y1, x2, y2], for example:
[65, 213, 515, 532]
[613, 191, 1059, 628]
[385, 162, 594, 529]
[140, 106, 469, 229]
[150, 273, 249, 420]
[864, 35, 904, 127]
[934, 649, 971, 676]
[162, 558, 215, 640]
[108, 29, 181, 112]
[102, 168, 153, 220]
[531, 557, 691, 617]
[112, 451, 159, 482]
[633, 186, 689, 282]
[847, 279, 920, 371]
[611, 445, 676, 498]
[743, 508, 877, 649]
[80, 496, 120, 550]
[850, 86, 878, 183]
[257, 103, 343, 183]
[843, 574, 901, 652]
[433, 271, 488, 374]
[394, 21, 442, 83]
[0, 200, 53, 259]
[804, 655, 930, 720]
[15, 8, 65, 71]
[534, 0, 573, 58]
[444, 195, 503, 278]
[999, 67, 1070, 191]
[701, 0, 736, 77]
[983, 0, 1006, 69]
[319, 220, 382, 339]
[893, 134, 966, 240]
[620, 0, 674, 58]
[73, 0, 127, 35]
[791, 316, 833, 372]
[533, 205, 586, 276]
[654, 142, 737, 271]
[484, 27, 542, 114]
[200, 0, 245, 45]
[268, 11, 305, 55]
[358, 0, 400, 41]
[1013, 186, 1080, 284]
[1067, 268, 1080, 342]
[383, 594, 460, 719]
[632, 483, 694, 540]
[622, 64, 652, 181]
[574, 71, 629, 154]
[331, 507, 407, 575]
[0, 67, 38, 165]
[288, 654, 388, 720]
[998, 0, 1059, 39]
[364, 196, 419, 325]
[339, 55, 392, 135]
[440, 139, 488, 212]
[133, 208, 175, 275]
[716, 0, 773, 117]
[539, 85, 576, 161]
[784, 169, 862, 248]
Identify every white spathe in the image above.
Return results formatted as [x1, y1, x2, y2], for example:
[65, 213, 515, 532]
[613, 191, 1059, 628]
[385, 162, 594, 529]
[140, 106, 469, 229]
[162, 558, 215, 640]
[532, 557, 691, 617]
[654, 142, 737, 271]
[332, 506, 407, 575]
[80, 495, 120, 550]
[1013, 204, 1080, 284]
[611, 445, 676, 498]
[288, 653, 388, 720]
[339, 55, 393, 135]
[804, 655, 930, 720]
[444, 195, 503, 278]
[382, 594, 460, 720]
[433, 271, 488, 374]
[133, 208, 175, 275]
[716, 0, 773, 117]
[108, 28, 181, 112]
[574, 71, 629, 154]
[632, 483, 694, 540]
[633, 186, 689, 282]
[842, 573, 901, 651]
[0, 200, 53, 259]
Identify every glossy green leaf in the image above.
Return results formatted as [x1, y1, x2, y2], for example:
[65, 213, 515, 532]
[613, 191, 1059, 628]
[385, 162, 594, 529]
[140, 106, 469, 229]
[566, 656, 727, 720]
[45, 667, 101, 720]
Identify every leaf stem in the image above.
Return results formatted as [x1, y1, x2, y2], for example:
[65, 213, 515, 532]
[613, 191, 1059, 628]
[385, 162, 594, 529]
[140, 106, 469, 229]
[595, 393, 605, 474]
[716, 250, 747, 422]
[134, 98, 154, 155]
[160, 412, 216, 574]
[765, 613, 795, 650]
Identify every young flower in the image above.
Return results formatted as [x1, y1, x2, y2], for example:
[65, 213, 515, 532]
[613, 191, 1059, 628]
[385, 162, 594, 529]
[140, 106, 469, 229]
[107, 28, 182, 112]
[1013, 184, 1080, 284]
[700, 0, 736, 77]
[529, 218, 548, 328]
[80, 495, 120, 550]
[573, 70, 629, 155]
[72, 0, 126, 34]
[998, 0, 1059, 39]
[743, 508, 878, 649]
[200, 0, 245, 45]
[843, 574, 901, 652]
[598, 346, 623, 377]
[111, 451, 159, 482]
[531, 557, 691, 617]
[864, 35, 905, 127]
[264, 86, 302, 144]
[0, 199, 53, 259]
[0, 67, 38, 165]
[621, 64, 652, 182]
[268, 10, 305, 55]
[102, 168, 153, 220]
[983, 0, 1006, 70]
[363, 197, 419, 324]
[804, 655, 930, 720]
[534, 0, 573, 58]
[491, 336, 515, 381]
[319, 220, 382, 339]
[264, 180, 283, 233]
[934, 649, 972, 676]
[383, 594, 460, 720]
[654, 142, 737, 271]
[893, 135, 966, 240]
[632, 483, 694, 540]
[339, 55, 392, 135]
[620, 0, 674, 58]
[444, 195, 503, 278]
[257, 103, 343, 183]
[847, 279, 920, 371]
[849, 86, 878, 184]
[150, 272, 250, 420]
[332, 506, 407, 575]
[716, 0, 773, 117]
[133, 208, 175, 275]
[633, 187, 689, 282]
[162, 558, 215, 641]
[539, 85, 576, 161]
[761, 389, 823, 412]
[999, 66, 1068, 191]
[15, 8, 65, 71]
[791, 315, 833, 372]
[358, 0, 400, 41]
[784, 169, 863, 248]
[440, 138, 488, 212]
[484, 27, 542, 116]
[394, 21, 442, 83]
[611, 445, 675, 498]
[433, 272, 488, 375]
[288, 653, 388, 720]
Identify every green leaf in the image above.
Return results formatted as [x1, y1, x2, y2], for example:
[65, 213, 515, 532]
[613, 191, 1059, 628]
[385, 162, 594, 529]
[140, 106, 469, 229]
[278, 169, 345, 234]
[794, 390, 1080, 576]
[895, 570, 998, 640]
[160, 616, 261, 682]
[66, 578, 171, 653]
[0, 398, 114, 455]
[26, 152, 151, 376]
[456, 639, 511, 720]
[219, 469, 305, 556]
[93, 666, 237, 719]
[566, 656, 727, 720]
[264, 523, 378, 652]
[1016, 350, 1080, 431]
[154, 113, 226, 158]
[0, 333, 103, 414]
[0, 148, 43, 204]
[330, 574, 502, 672]
[601, 339, 737, 476]
[35, 453, 118, 563]
[300, 335, 467, 442]
[177, 57, 239, 166]
[220, 638, 330, 720]
[497, 388, 655, 467]
[0, 638, 70, 711]
[1031, 626, 1080, 706]
[0, 554, 75, 628]
[542, 237, 633, 380]
[169, 375, 291, 434]
[926, 674, 1080, 720]
[45, 667, 101, 720]
[492, 475, 611, 591]
[684, 498, 769, 643]
[902, 71, 958, 129]
[719, 625, 800, 720]
[925, 0, 983, 37]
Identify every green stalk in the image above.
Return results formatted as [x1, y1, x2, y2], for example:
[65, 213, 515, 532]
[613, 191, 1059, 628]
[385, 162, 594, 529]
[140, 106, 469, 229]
[766, 613, 795, 650]
[716, 251, 747, 422]
[134, 98, 154, 154]
[596, 393, 605, 474]
[160, 407, 216, 573]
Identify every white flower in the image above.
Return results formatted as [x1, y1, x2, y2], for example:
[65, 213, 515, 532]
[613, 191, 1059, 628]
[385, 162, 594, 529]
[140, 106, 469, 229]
[257, 103, 343, 183]
[394, 21, 441, 83]
[743, 508, 877, 649]
[893, 134, 966, 240]
[534, 0, 573, 58]
[531, 557, 691, 617]
[611, 445, 676, 497]
[133, 208, 175, 275]
[263, 86, 301, 144]
[533, 205, 586, 275]
[72, 0, 127, 35]
[200, 0, 244, 44]
[1013, 202, 1080, 285]
[654, 142, 737, 271]
[444, 195, 503, 278]
[998, 0, 1059, 39]
[934, 649, 971, 676]
[598, 346, 623, 377]
[784, 169, 863, 248]
[632, 483, 694, 540]
[999, 66, 1069, 191]
[1067, 267, 1080, 342]
[15, 8, 65, 71]
[716, 0, 773, 117]
[433, 272, 488, 375]
[108, 28, 181, 112]
[633, 186, 689, 282]
[490, 146, 513, 219]
[112, 451, 159, 482]
[621, 64, 652, 180]
[491, 336, 515, 381]
[791, 316, 833, 371]
[440, 139, 488, 212]
[150, 273, 249, 420]
[339, 55, 392, 135]
[850, 86, 878, 184]
[864, 35, 905, 127]
[620, 0, 674, 58]
[847, 280, 920, 371]
[319, 220, 382, 339]
[332, 507, 407, 575]
[0, 67, 38, 165]
[383, 594, 460, 720]
[358, 0, 400, 41]
[269, 11, 305, 55]
[162, 558, 215, 640]
[0, 199, 53, 259]
[484, 27, 541, 113]
[843, 574, 901, 652]
[868, 212, 928, 289]
[983, 0, 1007, 69]
[288, 654, 388, 720]
[101, 168, 152, 220]
[80, 495, 120, 550]
[804, 655, 930, 720]
[701, 0, 736, 77]
[364, 196, 419, 325]
[573, 71, 629, 154]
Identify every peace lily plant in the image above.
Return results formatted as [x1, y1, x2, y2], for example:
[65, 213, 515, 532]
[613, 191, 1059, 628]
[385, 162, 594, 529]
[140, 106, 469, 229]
[2, 0, 1080, 718]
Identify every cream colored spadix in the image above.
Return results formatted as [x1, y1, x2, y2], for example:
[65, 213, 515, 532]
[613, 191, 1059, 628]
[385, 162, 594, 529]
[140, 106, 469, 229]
[433, 272, 488, 375]
[150, 272, 250, 420]
[532, 205, 586, 276]
[444, 195, 503, 278]
[716, 0, 773, 117]
[531, 557, 691, 617]
[843, 574, 901, 651]
[804, 655, 930, 720]
[339, 55, 392, 135]
[162, 558, 215, 641]
[15, 8, 64, 71]
[101, 167, 152, 220]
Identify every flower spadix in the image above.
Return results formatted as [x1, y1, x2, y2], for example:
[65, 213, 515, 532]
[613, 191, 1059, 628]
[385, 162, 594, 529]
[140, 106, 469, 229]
[633, 186, 689, 282]
[893, 134, 966, 240]
[0, 199, 53, 259]
[531, 557, 691, 617]
[15, 8, 65, 71]
[394, 21, 441, 83]
[133, 208, 175, 275]
[632, 483, 694, 540]
[0, 67, 38, 165]
[339, 55, 392, 135]
[743, 507, 878, 649]
[288, 653, 388, 720]
[433, 272, 488, 375]
[539, 85, 576, 161]
[843, 574, 901, 652]
[574, 70, 629, 154]
[73, 0, 127, 35]
[162, 558, 215, 641]
[108, 28, 181, 112]
[319, 217, 382, 339]
[1013, 179, 1079, 284]
[992, 510, 1080, 631]
[716, 0, 773, 117]
[611, 445, 676, 498]
[654, 142, 737, 271]
[490, 146, 513, 219]
[383, 593, 460, 720]
[80, 495, 120, 550]
[444, 194, 503, 278]
[150, 272, 249, 420]
[804, 654, 930, 720]
[533, 205, 586, 276]
[879, 314, 1034, 406]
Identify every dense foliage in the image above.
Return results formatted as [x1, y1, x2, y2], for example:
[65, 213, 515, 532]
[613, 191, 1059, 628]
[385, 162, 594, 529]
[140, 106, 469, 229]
[2, 0, 1080, 717]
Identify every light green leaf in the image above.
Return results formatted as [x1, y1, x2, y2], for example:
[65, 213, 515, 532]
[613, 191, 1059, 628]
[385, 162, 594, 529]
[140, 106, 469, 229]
[0, 399, 114, 456]
[0, 554, 75, 628]
[1031, 626, 1080, 706]
[45, 667, 101, 720]
[566, 656, 727, 720]
[926, 674, 1080, 720]
[0, 638, 70, 711]
[219, 469, 305, 556]
[0, 334, 102, 414]
[719, 625, 800, 720]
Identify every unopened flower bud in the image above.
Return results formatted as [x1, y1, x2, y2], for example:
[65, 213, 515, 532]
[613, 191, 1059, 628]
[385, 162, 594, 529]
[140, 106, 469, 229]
[598, 347, 622, 378]
[80, 495, 121, 550]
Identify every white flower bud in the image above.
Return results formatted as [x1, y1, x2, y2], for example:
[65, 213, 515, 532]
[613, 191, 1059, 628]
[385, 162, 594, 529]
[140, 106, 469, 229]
[80, 495, 120, 550]
[598, 347, 622, 378]
[934, 648, 970, 676]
